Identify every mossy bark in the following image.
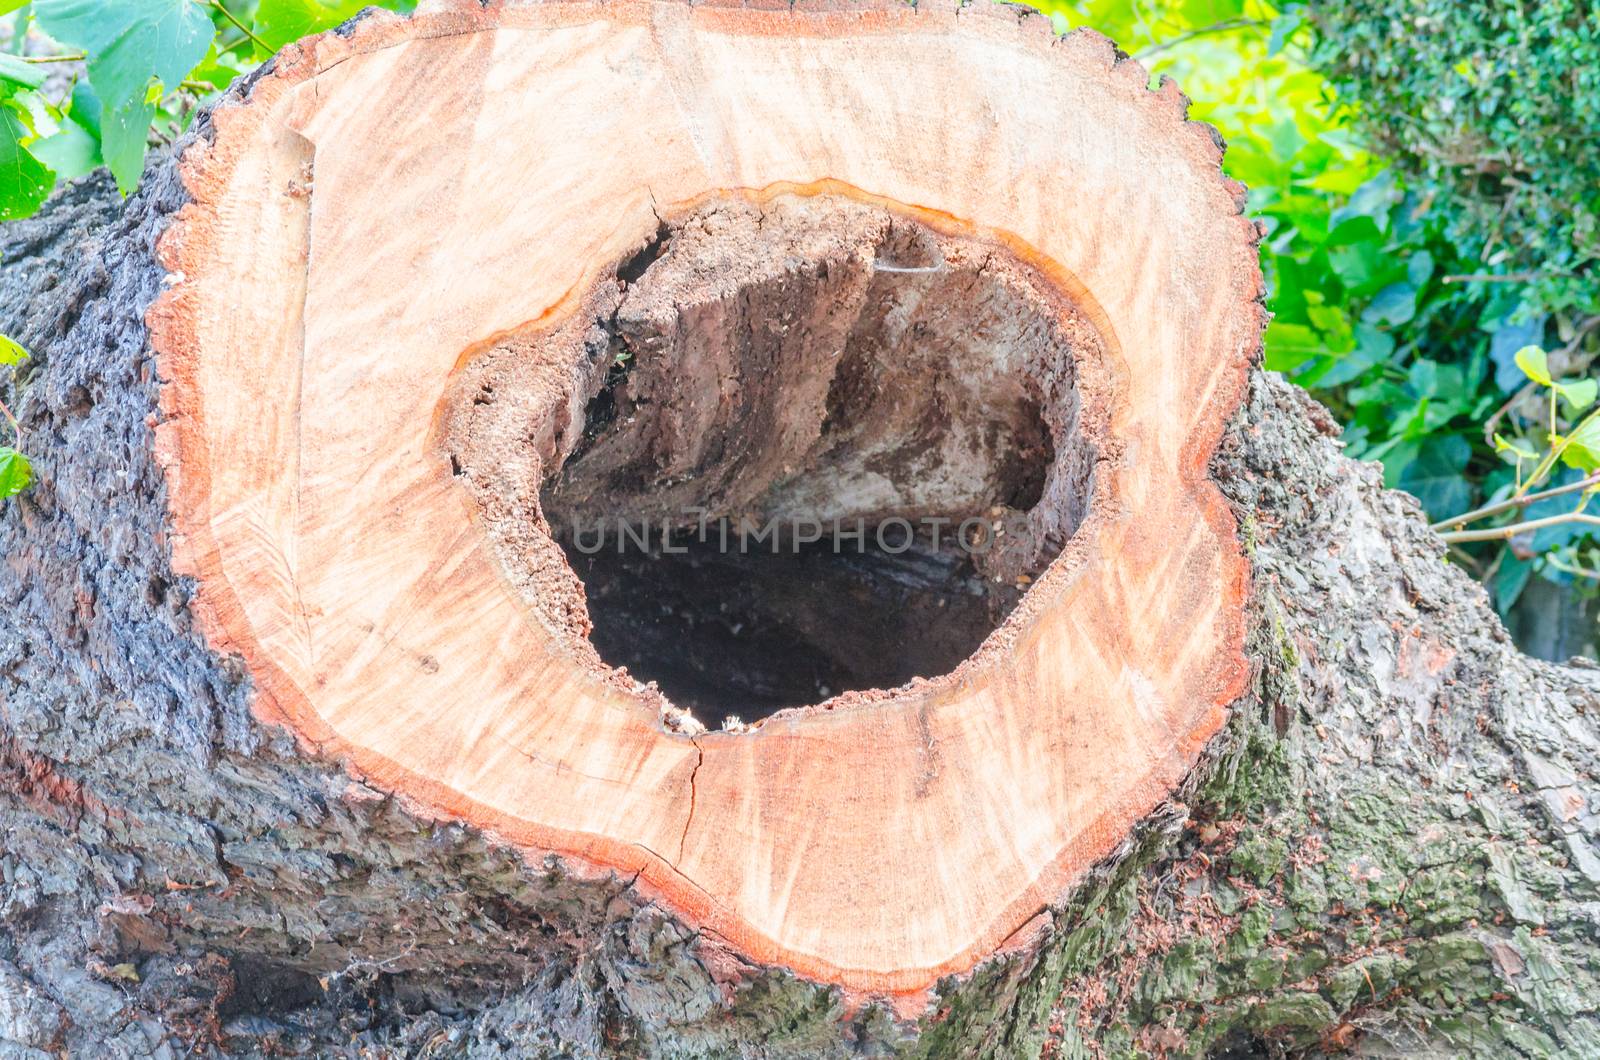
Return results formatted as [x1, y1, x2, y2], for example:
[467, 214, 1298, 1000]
[1018, 379, 1600, 1059]
[2, 153, 1598, 1060]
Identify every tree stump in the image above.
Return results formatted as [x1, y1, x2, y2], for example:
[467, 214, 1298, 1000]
[1, 3, 1597, 1057]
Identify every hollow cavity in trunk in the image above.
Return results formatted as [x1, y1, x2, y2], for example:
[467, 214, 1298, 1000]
[444, 194, 1105, 729]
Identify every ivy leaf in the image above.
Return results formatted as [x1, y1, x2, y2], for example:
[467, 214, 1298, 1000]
[1515, 345, 1552, 387]
[1490, 315, 1547, 391]
[0, 108, 55, 222]
[1326, 218, 1389, 294]
[1398, 434, 1472, 519]
[1362, 281, 1418, 327]
[1406, 249, 1435, 287]
[1407, 358, 1440, 398]
[34, 0, 215, 194]
[1311, 323, 1393, 388]
[0, 334, 30, 366]
[1492, 553, 1534, 617]
[0, 447, 32, 499]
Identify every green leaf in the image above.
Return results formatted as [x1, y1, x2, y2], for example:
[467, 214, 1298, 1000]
[0, 0, 31, 15]
[1398, 434, 1472, 519]
[0, 54, 48, 93]
[1395, 395, 1431, 439]
[1305, 300, 1356, 353]
[1310, 323, 1393, 388]
[185, 43, 246, 92]
[0, 334, 29, 366]
[1406, 249, 1435, 288]
[1266, 9, 1305, 57]
[1492, 554, 1534, 617]
[0, 446, 31, 498]
[1407, 358, 1439, 398]
[1327, 222, 1395, 295]
[1362, 281, 1418, 327]
[253, 0, 366, 52]
[1493, 433, 1539, 462]
[1561, 416, 1600, 473]
[1374, 436, 1420, 485]
[28, 117, 100, 180]
[1330, 170, 1401, 226]
[1492, 317, 1547, 391]
[1325, 214, 1384, 248]
[69, 80, 102, 143]
[0, 107, 54, 221]
[1263, 320, 1322, 372]
[34, 0, 215, 194]
[1555, 378, 1598, 413]
[1515, 345, 1552, 386]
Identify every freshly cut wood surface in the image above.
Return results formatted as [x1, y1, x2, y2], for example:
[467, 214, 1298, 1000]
[148, 0, 1262, 1000]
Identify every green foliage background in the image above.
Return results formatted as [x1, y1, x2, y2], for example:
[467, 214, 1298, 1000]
[1010, 0, 1599, 640]
[0, 0, 1596, 648]
[1311, 0, 1600, 320]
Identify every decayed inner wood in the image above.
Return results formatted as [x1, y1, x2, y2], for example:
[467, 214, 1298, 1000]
[442, 195, 1101, 727]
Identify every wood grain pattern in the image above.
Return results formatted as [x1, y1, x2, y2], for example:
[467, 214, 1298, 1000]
[147, 0, 1263, 1003]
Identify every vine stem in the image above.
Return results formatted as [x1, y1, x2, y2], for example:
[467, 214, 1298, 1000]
[1440, 272, 1540, 285]
[1481, 317, 1600, 448]
[1133, 17, 1268, 59]
[21, 54, 86, 64]
[0, 396, 20, 448]
[1514, 404, 1600, 503]
[1432, 474, 1600, 532]
[1438, 511, 1600, 545]
[210, 0, 268, 52]
[1545, 553, 1600, 580]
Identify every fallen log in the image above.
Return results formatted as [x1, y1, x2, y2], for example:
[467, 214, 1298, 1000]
[1, 2, 1596, 1056]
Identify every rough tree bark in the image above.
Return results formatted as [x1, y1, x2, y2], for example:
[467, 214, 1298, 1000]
[0, 2, 1597, 1058]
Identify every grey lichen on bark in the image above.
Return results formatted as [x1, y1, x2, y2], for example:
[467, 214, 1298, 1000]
[0, 155, 858, 1059]
[0, 101, 1597, 1060]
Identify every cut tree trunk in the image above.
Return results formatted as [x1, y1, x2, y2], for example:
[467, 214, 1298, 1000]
[0, 2, 1596, 1058]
